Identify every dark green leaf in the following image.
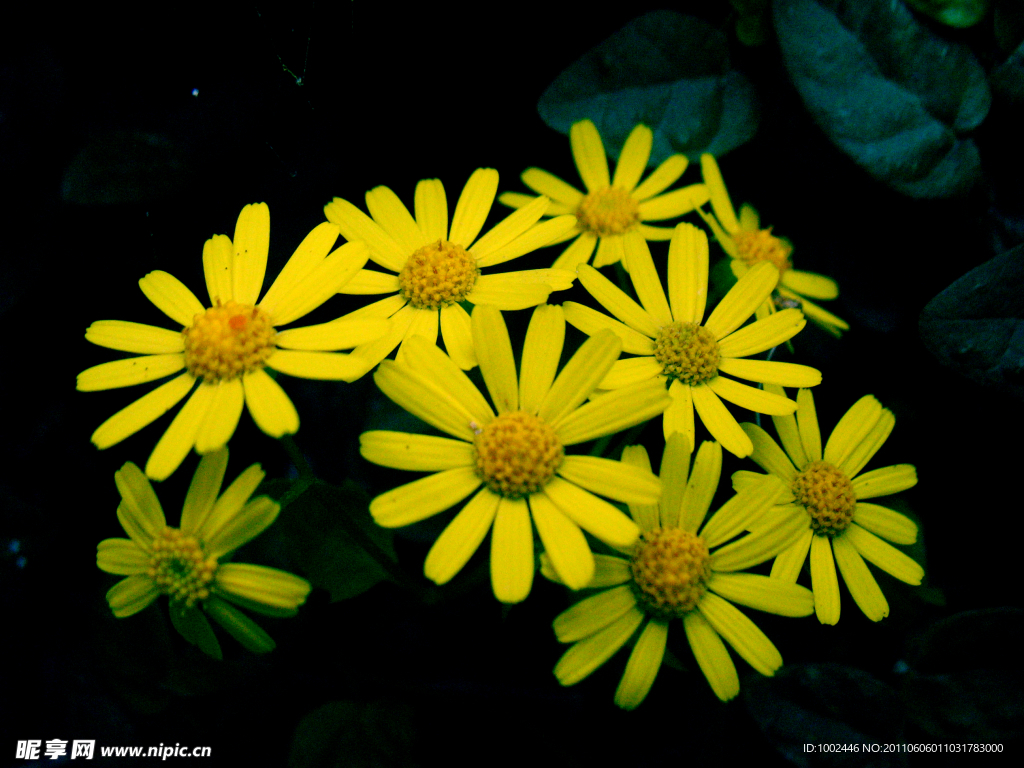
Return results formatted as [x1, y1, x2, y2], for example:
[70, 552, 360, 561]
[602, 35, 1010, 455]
[919, 244, 1024, 400]
[745, 663, 906, 767]
[538, 11, 758, 164]
[773, 0, 989, 198]
[289, 700, 416, 768]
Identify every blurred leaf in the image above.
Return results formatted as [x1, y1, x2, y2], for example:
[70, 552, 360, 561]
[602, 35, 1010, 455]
[289, 700, 416, 768]
[271, 479, 398, 602]
[538, 11, 758, 164]
[899, 608, 1024, 740]
[773, 0, 989, 198]
[61, 129, 191, 204]
[745, 663, 906, 767]
[919, 244, 1024, 400]
[991, 32, 1024, 104]
[905, 0, 991, 28]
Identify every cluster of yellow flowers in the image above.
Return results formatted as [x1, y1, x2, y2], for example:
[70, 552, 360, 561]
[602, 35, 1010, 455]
[82, 119, 922, 707]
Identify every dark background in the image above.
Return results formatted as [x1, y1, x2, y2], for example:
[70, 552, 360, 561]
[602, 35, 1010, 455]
[2, 1, 1021, 765]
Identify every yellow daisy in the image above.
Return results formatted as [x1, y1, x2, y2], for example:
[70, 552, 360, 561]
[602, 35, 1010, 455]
[563, 223, 822, 457]
[77, 203, 385, 481]
[323, 169, 578, 371]
[360, 304, 672, 603]
[732, 387, 924, 624]
[544, 434, 813, 707]
[96, 448, 311, 659]
[498, 120, 710, 270]
[697, 154, 849, 336]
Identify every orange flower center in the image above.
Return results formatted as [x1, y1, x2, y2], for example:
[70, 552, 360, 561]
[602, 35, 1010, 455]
[183, 300, 277, 381]
[733, 228, 792, 277]
[791, 460, 856, 536]
[473, 411, 564, 498]
[653, 321, 721, 384]
[630, 527, 711, 618]
[576, 187, 641, 236]
[398, 239, 479, 309]
[147, 527, 218, 608]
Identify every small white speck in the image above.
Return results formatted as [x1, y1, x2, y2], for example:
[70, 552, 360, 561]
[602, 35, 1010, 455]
[191, 88, 199, 97]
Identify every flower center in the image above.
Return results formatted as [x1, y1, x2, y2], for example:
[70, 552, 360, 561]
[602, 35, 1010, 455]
[147, 527, 218, 608]
[398, 239, 479, 309]
[473, 411, 564, 498]
[575, 187, 641, 236]
[653, 322, 721, 384]
[630, 527, 711, 619]
[183, 300, 277, 382]
[733, 228, 792, 277]
[791, 460, 856, 536]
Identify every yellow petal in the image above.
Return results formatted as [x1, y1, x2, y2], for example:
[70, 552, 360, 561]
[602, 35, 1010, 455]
[824, 395, 883, 469]
[623, 231, 672, 325]
[203, 233, 234, 305]
[611, 123, 653, 191]
[521, 167, 584, 207]
[683, 610, 738, 701]
[261, 222, 345, 308]
[563, 301, 655, 356]
[180, 447, 229, 534]
[691, 383, 752, 457]
[476, 215, 578, 268]
[707, 376, 797, 416]
[663, 378, 695, 445]
[538, 330, 621, 427]
[577, 264, 659, 337]
[783, 269, 838, 300]
[529, 492, 594, 590]
[114, 461, 166, 539]
[708, 573, 814, 617]
[440, 303, 476, 370]
[77, 354, 186, 391]
[360, 430, 474, 471]
[85, 320, 184, 355]
[556, 380, 670, 445]
[704, 262, 779, 340]
[519, 304, 565, 414]
[614, 618, 669, 710]
[231, 202, 271, 306]
[797, 388, 822, 462]
[414, 178, 449, 242]
[740, 422, 797, 480]
[370, 467, 482, 528]
[97, 538, 150, 575]
[214, 563, 310, 610]
[242, 368, 299, 438]
[450, 168, 498, 247]
[852, 503, 918, 545]
[144, 383, 216, 481]
[265, 241, 370, 326]
[338, 268, 401, 295]
[470, 195, 548, 261]
[717, 308, 806, 358]
[810, 534, 840, 625]
[637, 184, 709, 220]
[541, 477, 639, 549]
[717, 358, 822, 388]
[323, 196, 406, 272]
[667, 223, 709, 325]
[557, 455, 661, 505]
[696, 592, 782, 676]
[490, 496, 534, 603]
[569, 119, 610, 192]
[700, 154, 739, 234]
[106, 575, 160, 618]
[194, 378, 244, 454]
[852, 464, 917, 499]
[631, 154, 688, 202]
[274, 318, 389, 351]
[139, 270, 205, 327]
[365, 184, 424, 255]
[832, 534, 888, 621]
[471, 305, 518, 413]
[399, 335, 494, 427]
[90, 373, 195, 449]
[554, 607, 645, 686]
[844, 524, 924, 585]
[424, 488, 500, 585]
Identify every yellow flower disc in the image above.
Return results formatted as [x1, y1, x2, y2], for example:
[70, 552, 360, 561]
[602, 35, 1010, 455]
[183, 300, 277, 381]
[147, 527, 218, 608]
[575, 187, 640, 236]
[733, 228, 792, 276]
[398, 239, 479, 309]
[473, 411, 564, 498]
[654, 321, 721, 384]
[791, 460, 856, 536]
[630, 527, 711, 619]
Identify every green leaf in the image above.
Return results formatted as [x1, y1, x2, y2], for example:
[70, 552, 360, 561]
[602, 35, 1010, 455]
[904, 0, 991, 29]
[773, 0, 990, 198]
[900, 609, 1024, 741]
[289, 700, 416, 768]
[919, 244, 1024, 400]
[745, 663, 907, 766]
[538, 11, 758, 164]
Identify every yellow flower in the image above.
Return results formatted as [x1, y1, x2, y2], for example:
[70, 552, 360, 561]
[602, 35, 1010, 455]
[698, 154, 849, 336]
[324, 169, 578, 371]
[732, 387, 924, 624]
[563, 223, 822, 457]
[498, 120, 710, 270]
[96, 448, 311, 659]
[360, 304, 672, 603]
[77, 203, 384, 481]
[544, 434, 812, 706]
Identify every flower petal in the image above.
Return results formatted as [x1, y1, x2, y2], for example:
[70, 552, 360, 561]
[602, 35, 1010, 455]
[663, 379, 695, 445]
[637, 184, 709, 220]
[203, 233, 234, 305]
[717, 358, 822, 388]
[180, 447, 229, 534]
[563, 302, 655, 356]
[472, 305, 519, 413]
[440, 303, 476, 370]
[612, 124, 653, 191]
[324, 197, 406, 272]
[85, 320, 184, 355]
[711, 504, 809, 572]
[554, 607, 645, 686]
[541, 477, 639, 549]
[740, 422, 797, 481]
[77, 354, 186, 391]
[667, 223, 709, 325]
[477, 215, 579, 268]
[399, 335, 495, 428]
[231, 202, 271, 306]
[554, 380, 670, 446]
[360, 430, 474, 471]
[701, 474, 788, 548]
[852, 465, 918, 499]
[530, 492, 594, 590]
[763, 386, 808, 469]
[796, 388, 822, 462]
[373, 360, 482, 442]
[620, 445, 660, 532]
[265, 241, 370, 326]
[97, 538, 150, 575]
[844, 524, 924, 585]
[852, 503, 918, 545]
[193, 462, 265, 541]
[570, 120, 610, 192]
[145, 384, 217, 481]
[704, 262, 779, 340]
[424, 488, 500, 585]
[783, 269, 839, 300]
[697, 592, 782, 676]
[614, 618, 668, 710]
[370, 467, 482, 527]
[465, 276, 551, 310]
[169, 604, 223, 659]
[551, 584, 635, 641]
[717, 308, 806, 358]
[339, 269, 402, 295]
[267, 349, 369, 382]
[683, 610, 739, 701]
[708, 376, 797, 416]
[824, 395, 883, 469]
[577, 265, 659, 337]
[623, 231, 672, 325]
[519, 304, 565, 414]
[206, 495, 280, 560]
[538, 329, 621, 427]
[810, 534, 840, 625]
[366, 184, 424, 255]
[275, 318, 390, 351]
[242, 368, 299, 438]
[106, 575, 160, 618]
[262, 222, 344, 308]
[839, 408, 895, 478]
[551, 231, 598, 270]
[691, 383, 753, 457]
[632, 154, 688, 201]
[490, 496, 534, 603]
[771, 528, 814, 582]
[203, 597, 275, 654]
[139, 271, 205, 327]
[450, 168, 499, 247]
[708, 573, 814, 617]
[214, 563, 310, 610]
[678, 438, 723, 533]
[557, 455, 661, 505]
[700, 154, 739, 234]
[194, 379, 244, 454]
[90, 373, 196, 449]
[599, 356, 663, 389]
[832, 534, 889, 621]
[471, 195, 549, 261]
[414, 178, 448, 242]
[521, 168, 584, 207]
